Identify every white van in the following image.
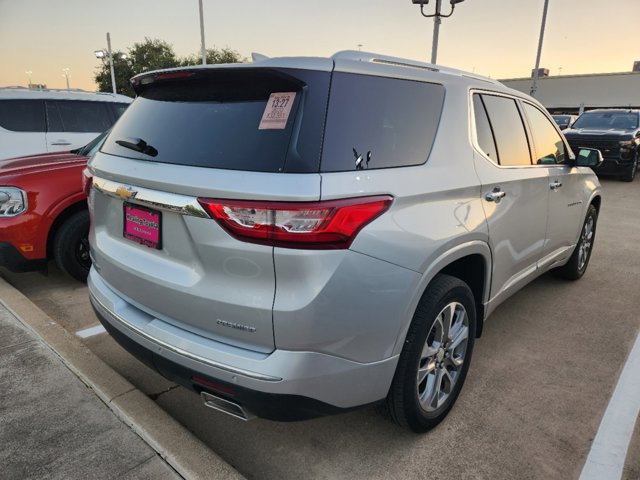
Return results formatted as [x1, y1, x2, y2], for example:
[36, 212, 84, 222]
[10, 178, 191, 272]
[0, 87, 132, 160]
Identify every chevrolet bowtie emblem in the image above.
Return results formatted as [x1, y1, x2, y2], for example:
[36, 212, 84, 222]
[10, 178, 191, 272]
[116, 185, 136, 200]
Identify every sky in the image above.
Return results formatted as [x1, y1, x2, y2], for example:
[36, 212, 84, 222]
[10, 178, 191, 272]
[1, 0, 639, 92]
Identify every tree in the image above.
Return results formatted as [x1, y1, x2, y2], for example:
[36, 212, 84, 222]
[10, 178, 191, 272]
[180, 47, 245, 66]
[94, 50, 134, 97]
[94, 38, 244, 97]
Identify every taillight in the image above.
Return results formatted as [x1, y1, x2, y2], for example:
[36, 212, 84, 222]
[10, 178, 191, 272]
[198, 196, 393, 249]
[82, 168, 93, 197]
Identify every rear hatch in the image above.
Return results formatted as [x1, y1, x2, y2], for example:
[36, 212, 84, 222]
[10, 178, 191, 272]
[89, 63, 331, 352]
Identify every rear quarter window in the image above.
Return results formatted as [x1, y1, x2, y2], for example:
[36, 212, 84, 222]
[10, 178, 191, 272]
[0, 100, 46, 132]
[320, 73, 445, 172]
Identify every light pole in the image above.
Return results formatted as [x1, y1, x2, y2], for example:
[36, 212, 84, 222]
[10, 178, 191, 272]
[62, 68, 71, 90]
[95, 33, 126, 94]
[530, 0, 550, 97]
[198, 0, 207, 65]
[25, 70, 32, 88]
[412, 0, 465, 65]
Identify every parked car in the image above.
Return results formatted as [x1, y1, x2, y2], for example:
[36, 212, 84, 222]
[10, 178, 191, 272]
[552, 114, 577, 130]
[0, 132, 106, 281]
[86, 51, 603, 432]
[564, 109, 640, 181]
[0, 87, 131, 161]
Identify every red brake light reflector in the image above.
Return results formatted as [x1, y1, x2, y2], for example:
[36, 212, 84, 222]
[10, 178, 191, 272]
[198, 196, 393, 249]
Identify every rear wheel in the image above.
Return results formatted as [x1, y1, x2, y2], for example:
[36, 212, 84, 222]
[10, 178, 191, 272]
[621, 155, 638, 182]
[53, 210, 91, 282]
[383, 274, 476, 433]
[554, 205, 597, 280]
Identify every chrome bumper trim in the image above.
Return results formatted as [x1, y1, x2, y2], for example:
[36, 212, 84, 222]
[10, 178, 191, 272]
[92, 176, 210, 218]
[89, 291, 282, 382]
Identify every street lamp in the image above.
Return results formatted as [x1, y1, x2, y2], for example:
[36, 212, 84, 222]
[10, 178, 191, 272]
[94, 32, 126, 94]
[412, 0, 465, 65]
[198, 0, 207, 65]
[62, 68, 70, 90]
[530, 0, 550, 97]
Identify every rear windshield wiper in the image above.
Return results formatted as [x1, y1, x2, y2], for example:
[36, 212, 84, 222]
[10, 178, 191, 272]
[115, 137, 158, 157]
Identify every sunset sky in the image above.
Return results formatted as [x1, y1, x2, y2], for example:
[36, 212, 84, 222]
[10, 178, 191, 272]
[1, 0, 639, 93]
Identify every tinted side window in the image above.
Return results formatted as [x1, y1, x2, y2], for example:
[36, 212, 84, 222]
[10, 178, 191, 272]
[45, 102, 63, 131]
[111, 103, 129, 119]
[472, 94, 498, 164]
[523, 103, 566, 164]
[481, 95, 531, 167]
[321, 73, 445, 171]
[0, 100, 45, 132]
[50, 101, 112, 132]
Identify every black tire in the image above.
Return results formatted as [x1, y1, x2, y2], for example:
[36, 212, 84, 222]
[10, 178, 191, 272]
[383, 274, 476, 433]
[53, 210, 91, 282]
[621, 155, 638, 182]
[554, 204, 597, 281]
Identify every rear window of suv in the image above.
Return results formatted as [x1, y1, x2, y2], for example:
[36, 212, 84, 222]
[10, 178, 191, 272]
[102, 68, 331, 173]
[321, 73, 445, 172]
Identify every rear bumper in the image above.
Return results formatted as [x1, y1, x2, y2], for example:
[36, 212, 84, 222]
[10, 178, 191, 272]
[0, 242, 47, 273]
[88, 269, 398, 420]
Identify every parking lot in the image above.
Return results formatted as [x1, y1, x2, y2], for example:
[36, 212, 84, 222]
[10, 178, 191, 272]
[2, 177, 639, 480]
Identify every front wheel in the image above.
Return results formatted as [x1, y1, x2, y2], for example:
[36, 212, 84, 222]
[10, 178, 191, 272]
[383, 274, 476, 433]
[621, 155, 638, 182]
[554, 205, 598, 280]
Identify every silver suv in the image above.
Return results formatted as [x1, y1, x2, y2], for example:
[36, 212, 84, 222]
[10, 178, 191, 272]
[86, 51, 602, 432]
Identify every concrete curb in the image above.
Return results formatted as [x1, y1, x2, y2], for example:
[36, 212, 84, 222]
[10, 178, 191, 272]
[0, 277, 244, 480]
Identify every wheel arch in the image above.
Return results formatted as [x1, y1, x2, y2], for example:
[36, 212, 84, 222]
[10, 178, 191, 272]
[392, 241, 492, 356]
[46, 200, 88, 259]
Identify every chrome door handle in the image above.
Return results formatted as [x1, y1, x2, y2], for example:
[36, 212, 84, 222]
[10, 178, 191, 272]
[485, 187, 506, 203]
[550, 181, 563, 190]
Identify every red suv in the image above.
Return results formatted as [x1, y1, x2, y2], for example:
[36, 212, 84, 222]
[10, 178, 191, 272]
[0, 132, 105, 281]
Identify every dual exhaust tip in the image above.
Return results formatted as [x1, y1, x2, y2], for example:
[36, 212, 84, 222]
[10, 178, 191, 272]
[200, 391, 255, 421]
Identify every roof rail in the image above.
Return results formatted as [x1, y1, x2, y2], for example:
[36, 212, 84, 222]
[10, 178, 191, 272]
[331, 50, 498, 84]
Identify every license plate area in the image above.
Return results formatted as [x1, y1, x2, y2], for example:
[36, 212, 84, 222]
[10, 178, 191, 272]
[123, 202, 162, 250]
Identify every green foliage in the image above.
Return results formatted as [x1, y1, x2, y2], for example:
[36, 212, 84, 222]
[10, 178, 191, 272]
[180, 47, 246, 66]
[94, 38, 244, 97]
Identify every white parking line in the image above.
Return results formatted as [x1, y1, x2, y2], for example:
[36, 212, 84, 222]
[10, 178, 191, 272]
[75, 324, 106, 339]
[580, 331, 640, 480]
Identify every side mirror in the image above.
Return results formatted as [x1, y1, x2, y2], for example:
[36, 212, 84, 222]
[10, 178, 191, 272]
[576, 148, 603, 168]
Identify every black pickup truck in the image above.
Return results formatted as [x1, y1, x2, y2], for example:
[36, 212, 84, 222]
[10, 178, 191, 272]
[564, 109, 640, 182]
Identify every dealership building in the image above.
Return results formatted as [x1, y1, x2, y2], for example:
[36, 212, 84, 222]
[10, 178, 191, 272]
[500, 70, 640, 114]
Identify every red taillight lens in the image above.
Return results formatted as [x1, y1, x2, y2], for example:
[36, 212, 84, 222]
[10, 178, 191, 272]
[82, 168, 93, 197]
[198, 196, 393, 249]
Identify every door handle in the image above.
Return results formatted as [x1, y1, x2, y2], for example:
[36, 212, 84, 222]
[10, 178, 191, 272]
[550, 180, 563, 191]
[485, 187, 506, 203]
[50, 141, 72, 146]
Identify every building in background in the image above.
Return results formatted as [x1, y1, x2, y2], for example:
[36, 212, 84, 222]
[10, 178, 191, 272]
[500, 68, 640, 114]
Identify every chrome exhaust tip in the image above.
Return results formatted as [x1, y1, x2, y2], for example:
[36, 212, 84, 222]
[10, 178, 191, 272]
[200, 391, 255, 421]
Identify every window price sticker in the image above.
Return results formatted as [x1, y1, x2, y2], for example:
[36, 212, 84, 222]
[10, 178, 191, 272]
[259, 92, 297, 130]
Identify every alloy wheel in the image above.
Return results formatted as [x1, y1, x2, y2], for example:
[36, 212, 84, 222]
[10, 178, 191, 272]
[417, 302, 469, 412]
[577, 216, 594, 271]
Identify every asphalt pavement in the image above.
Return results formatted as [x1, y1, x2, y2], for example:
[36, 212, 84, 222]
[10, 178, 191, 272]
[2, 177, 639, 480]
